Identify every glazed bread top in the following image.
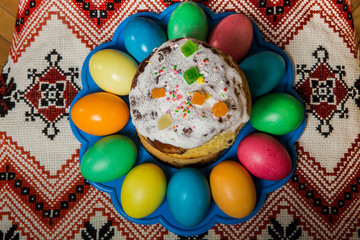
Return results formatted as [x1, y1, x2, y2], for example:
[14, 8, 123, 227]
[129, 38, 250, 149]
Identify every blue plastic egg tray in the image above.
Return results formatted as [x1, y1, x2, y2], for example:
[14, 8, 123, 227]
[69, 3, 306, 236]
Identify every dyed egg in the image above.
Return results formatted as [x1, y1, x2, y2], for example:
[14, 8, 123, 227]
[89, 49, 138, 95]
[237, 133, 292, 181]
[121, 163, 167, 219]
[209, 14, 253, 62]
[71, 92, 129, 136]
[250, 93, 305, 135]
[124, 17, 167, 63]
[167, 2, 208, 41]
[80, 135, 137, 182]
[239, 51, 286, 97]
[210, 161, 256, 218]
[167, 168, 211, 227]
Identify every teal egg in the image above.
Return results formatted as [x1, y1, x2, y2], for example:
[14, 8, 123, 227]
[80, 135, 137, 182]
[124, 17, 167, 63]
[240, 51, 286, 97]
[250, 93, 304, 135]
[167, 168, 211, 227]
[167, 2, 208, 41]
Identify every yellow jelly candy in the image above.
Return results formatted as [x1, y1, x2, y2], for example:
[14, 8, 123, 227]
[152, 88, 166, 98]
[158, 114, 172, 130]
[191, 92, 206, 105]
[197, 77, 205, 84]
[212, 102, 229, 117]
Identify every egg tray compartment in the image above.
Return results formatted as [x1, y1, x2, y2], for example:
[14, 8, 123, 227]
[69, 3, 306, 237]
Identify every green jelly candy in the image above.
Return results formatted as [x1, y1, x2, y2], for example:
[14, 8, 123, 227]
[181, 40, 197, 57]
[80, 135, 137, 182]
[184, 67, 200, 85]
[250, 93, 304, 135]
[167, 2, 208, 41]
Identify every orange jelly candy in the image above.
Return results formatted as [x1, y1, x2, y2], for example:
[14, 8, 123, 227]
[212, 102, 229, 117]
[152, 88, 166, 98]
[191, 92, 206, 105]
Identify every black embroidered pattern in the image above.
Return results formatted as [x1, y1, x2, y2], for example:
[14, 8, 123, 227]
[15, 0, 37, 32]
[163, 0, 208, 6]
[292, 174, 360, 223]
[268, 218, 302, 240]
[0, 224, 20, 240]
[0, 68, 17, 117]
[81, 221, 115, 240]
[179, 232, 208, 240]
[259, 0, 291, 22]
[74, 0, 122, 26]
[0, 164, 90, 226]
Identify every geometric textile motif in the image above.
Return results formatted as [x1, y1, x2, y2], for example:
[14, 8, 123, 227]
[295, 45, 359, 137]
[13, 50, 80, 140]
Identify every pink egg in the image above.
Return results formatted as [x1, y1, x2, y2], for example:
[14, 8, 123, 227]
[237, 133, 292, 181]
[209, 14, 253, 62]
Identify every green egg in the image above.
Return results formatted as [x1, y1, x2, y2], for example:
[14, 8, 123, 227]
[167, 2, 208, 41]
[80, 135, 137, 182]
[250, 93, 304, 135]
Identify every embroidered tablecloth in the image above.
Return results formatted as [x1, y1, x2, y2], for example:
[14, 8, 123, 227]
[1, 0, 360, 239]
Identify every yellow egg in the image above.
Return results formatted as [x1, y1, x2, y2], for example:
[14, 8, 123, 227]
[121, 163, 167, 218]
[210, 160, 256, 218]
[89, 49, 138, 95]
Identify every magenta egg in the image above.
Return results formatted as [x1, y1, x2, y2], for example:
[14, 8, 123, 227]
[237, 133, 292, 181]
[208, 14, 253, 62]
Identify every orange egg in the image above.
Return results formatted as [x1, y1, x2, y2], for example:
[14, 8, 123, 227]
[210, 160, 256, 218]
[71, 92, 129, 136]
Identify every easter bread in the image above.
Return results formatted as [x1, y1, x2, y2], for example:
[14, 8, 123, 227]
[129, 38, 251, 168]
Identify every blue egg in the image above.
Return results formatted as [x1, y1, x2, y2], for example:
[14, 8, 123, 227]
[167, 168, 211, 228]
[124, 17, 167, 63]
[239, 51, 286, 97]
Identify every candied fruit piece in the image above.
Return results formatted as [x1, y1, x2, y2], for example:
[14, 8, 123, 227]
[158, 114, 172, 131]
[197, 77, 204, 84]
[181, 40, 197, 57]
[152, 88, 166, 98]
[184, 67, 200, 85]
[191, 92, 206, 105]
[212, 102, 229, 117]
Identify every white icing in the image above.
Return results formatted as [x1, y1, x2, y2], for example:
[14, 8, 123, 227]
[129, 38, 249, 149]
